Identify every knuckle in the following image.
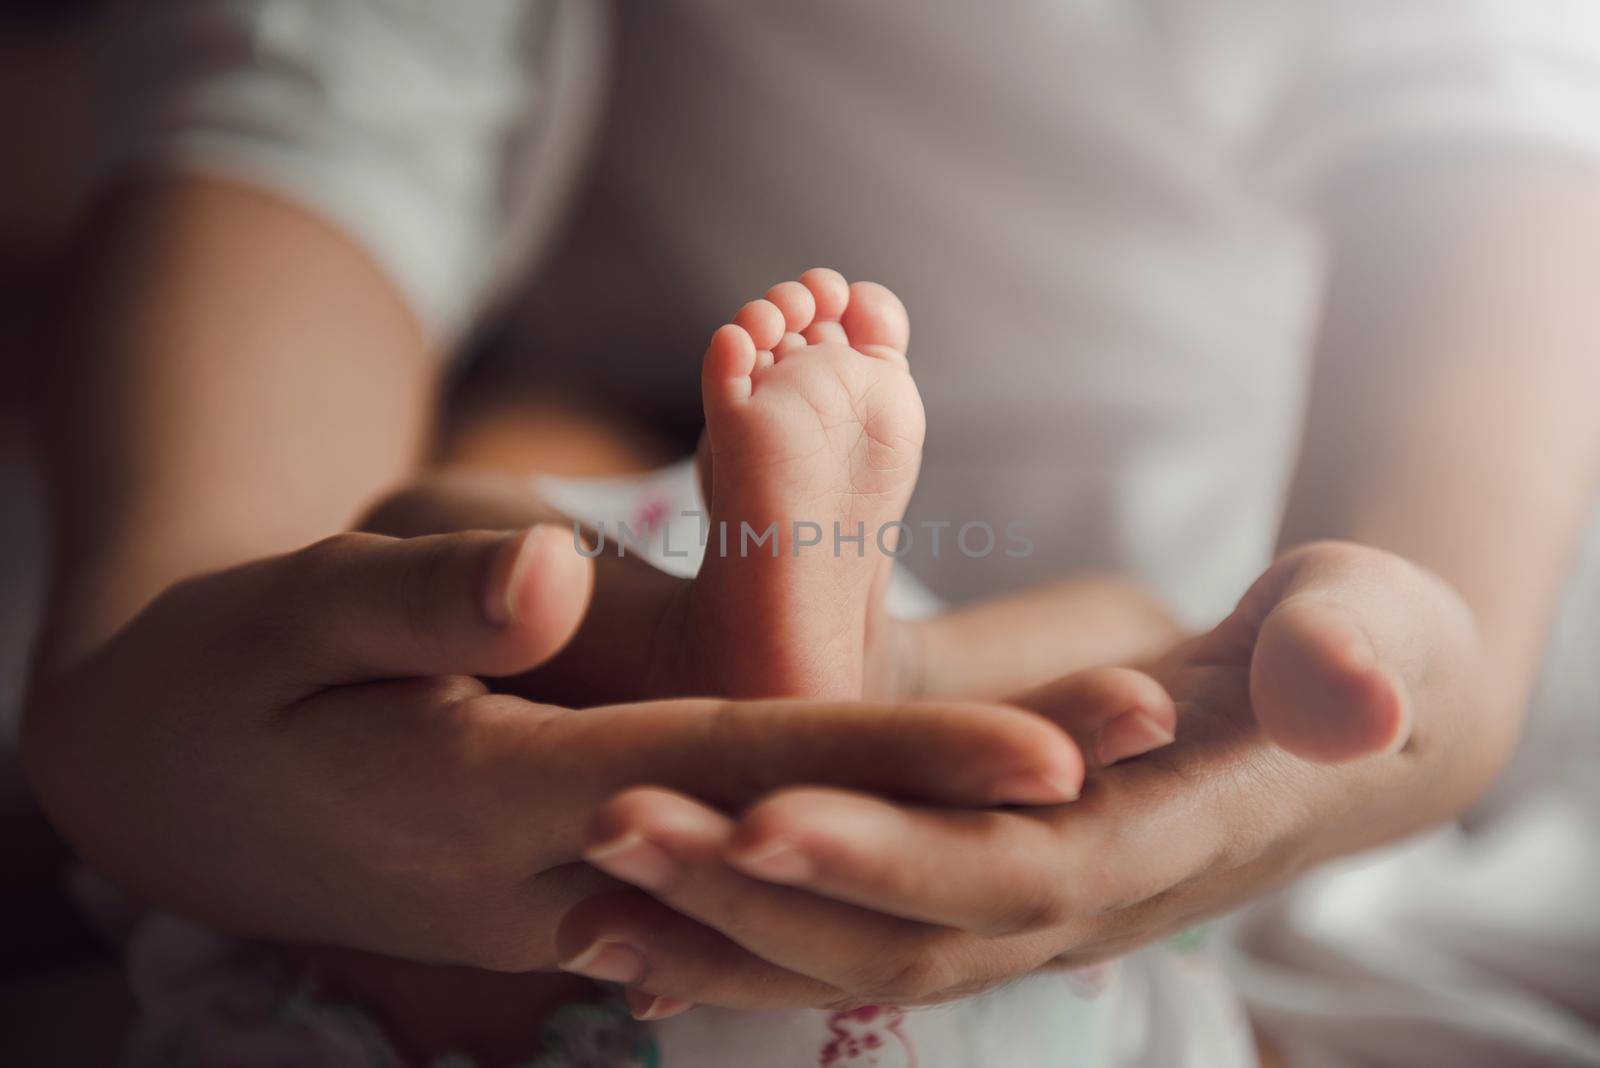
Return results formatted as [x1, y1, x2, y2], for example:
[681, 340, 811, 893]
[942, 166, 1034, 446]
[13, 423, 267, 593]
[427, 674, 496, 708]
[880, 954, 957, 1004]
[375, 676, 493, 741]
[415, 678, 497, 736]
[294, 531, 388, 572]
[352, 483, 438, 536]
[697, 700, 770, 799]
[424, 690, 519, 784]
[844, 944, 956, 1004]
[992, 886, 1069, 936]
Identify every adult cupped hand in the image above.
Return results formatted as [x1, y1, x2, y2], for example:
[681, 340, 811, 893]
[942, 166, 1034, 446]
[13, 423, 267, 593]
[22, 523, 1091, 972]
[556, 541, 1492, 1018]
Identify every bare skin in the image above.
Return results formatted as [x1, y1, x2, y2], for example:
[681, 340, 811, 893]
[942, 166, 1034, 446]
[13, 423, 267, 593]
[554, 155, 1600, 1022]
[33, 177, 435, 666]
[397, 273, 1175, 714]
[32, 149, 1600, 1062]
[687, 270, 922, 698]
[314, 268, 1418, 1060]
[558, 540, 1457, 1016]
[290, 272, 1184, 1063]
[23, 192, 1389, 1061]
[19, 181, 1154, 1065]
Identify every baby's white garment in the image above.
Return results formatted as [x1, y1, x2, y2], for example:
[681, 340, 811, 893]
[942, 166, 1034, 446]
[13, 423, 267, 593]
[651, 959, 1252, 1068]
[124, 915, 1251, 1068]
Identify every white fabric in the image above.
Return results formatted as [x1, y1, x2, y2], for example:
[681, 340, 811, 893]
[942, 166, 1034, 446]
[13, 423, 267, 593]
[122, 914, 1249, 1068]
[94, 1, 1600, 1065]
[94, 0, 607, 344]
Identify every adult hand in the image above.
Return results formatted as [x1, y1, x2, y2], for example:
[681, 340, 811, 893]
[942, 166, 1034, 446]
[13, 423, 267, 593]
[555, 541, 1492, 1016]
[23, 527, 1087, 971]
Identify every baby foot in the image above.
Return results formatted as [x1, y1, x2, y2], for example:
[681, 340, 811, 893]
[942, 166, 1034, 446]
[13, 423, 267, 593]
[686, 268, 925, 698]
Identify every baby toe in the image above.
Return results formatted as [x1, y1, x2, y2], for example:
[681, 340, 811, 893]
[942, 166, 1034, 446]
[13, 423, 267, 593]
[799, 267, 850, 321]
[765, 280, 818, 335]
[735, 299, 788, 353]
[840, 281, 910, 361]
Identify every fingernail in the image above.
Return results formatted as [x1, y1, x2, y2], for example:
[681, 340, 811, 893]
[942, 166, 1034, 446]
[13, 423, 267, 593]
[481, 528, 543, 627]
[627, 991, 694, 1021]
[992, 770, 1080, 805]
[559, 939, 646, 984]
[1095, 712, 1176, 767]
[729, 838, 813, 884]
[585, 831, 680, 892]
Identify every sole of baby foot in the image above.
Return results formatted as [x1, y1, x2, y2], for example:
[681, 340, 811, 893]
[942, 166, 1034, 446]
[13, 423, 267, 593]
[690, 427, 917, 702]
[1249, 595, 1412, 763]
[687, 268, 924, 698]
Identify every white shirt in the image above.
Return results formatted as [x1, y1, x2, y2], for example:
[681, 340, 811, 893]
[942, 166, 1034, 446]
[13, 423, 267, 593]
[98, 2, 1600, 1065]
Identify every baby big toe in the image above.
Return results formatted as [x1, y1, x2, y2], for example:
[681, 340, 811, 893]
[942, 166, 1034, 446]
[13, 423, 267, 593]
[841, 281, 910, 361]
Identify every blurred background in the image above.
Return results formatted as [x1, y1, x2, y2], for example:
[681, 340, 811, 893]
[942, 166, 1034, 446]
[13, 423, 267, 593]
[2, 3, 139, 1063]
[5, 1, 1600, 1065]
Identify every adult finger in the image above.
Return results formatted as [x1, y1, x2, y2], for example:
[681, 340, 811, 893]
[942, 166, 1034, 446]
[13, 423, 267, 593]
[723, 748, 1231, 943]
[564, 788, 1037, 1005]
[275, 689, 1090, 943]
[537, 697, 1086, 813]
[556, 890, 843, 1012]
[1012, 666, 1177, 770]
[724, 787, 1071, 935]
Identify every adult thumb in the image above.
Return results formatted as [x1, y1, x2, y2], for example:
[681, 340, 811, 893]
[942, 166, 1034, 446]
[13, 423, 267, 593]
[259, 525, 594, 685]
[1242, 541, 1475, 763]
